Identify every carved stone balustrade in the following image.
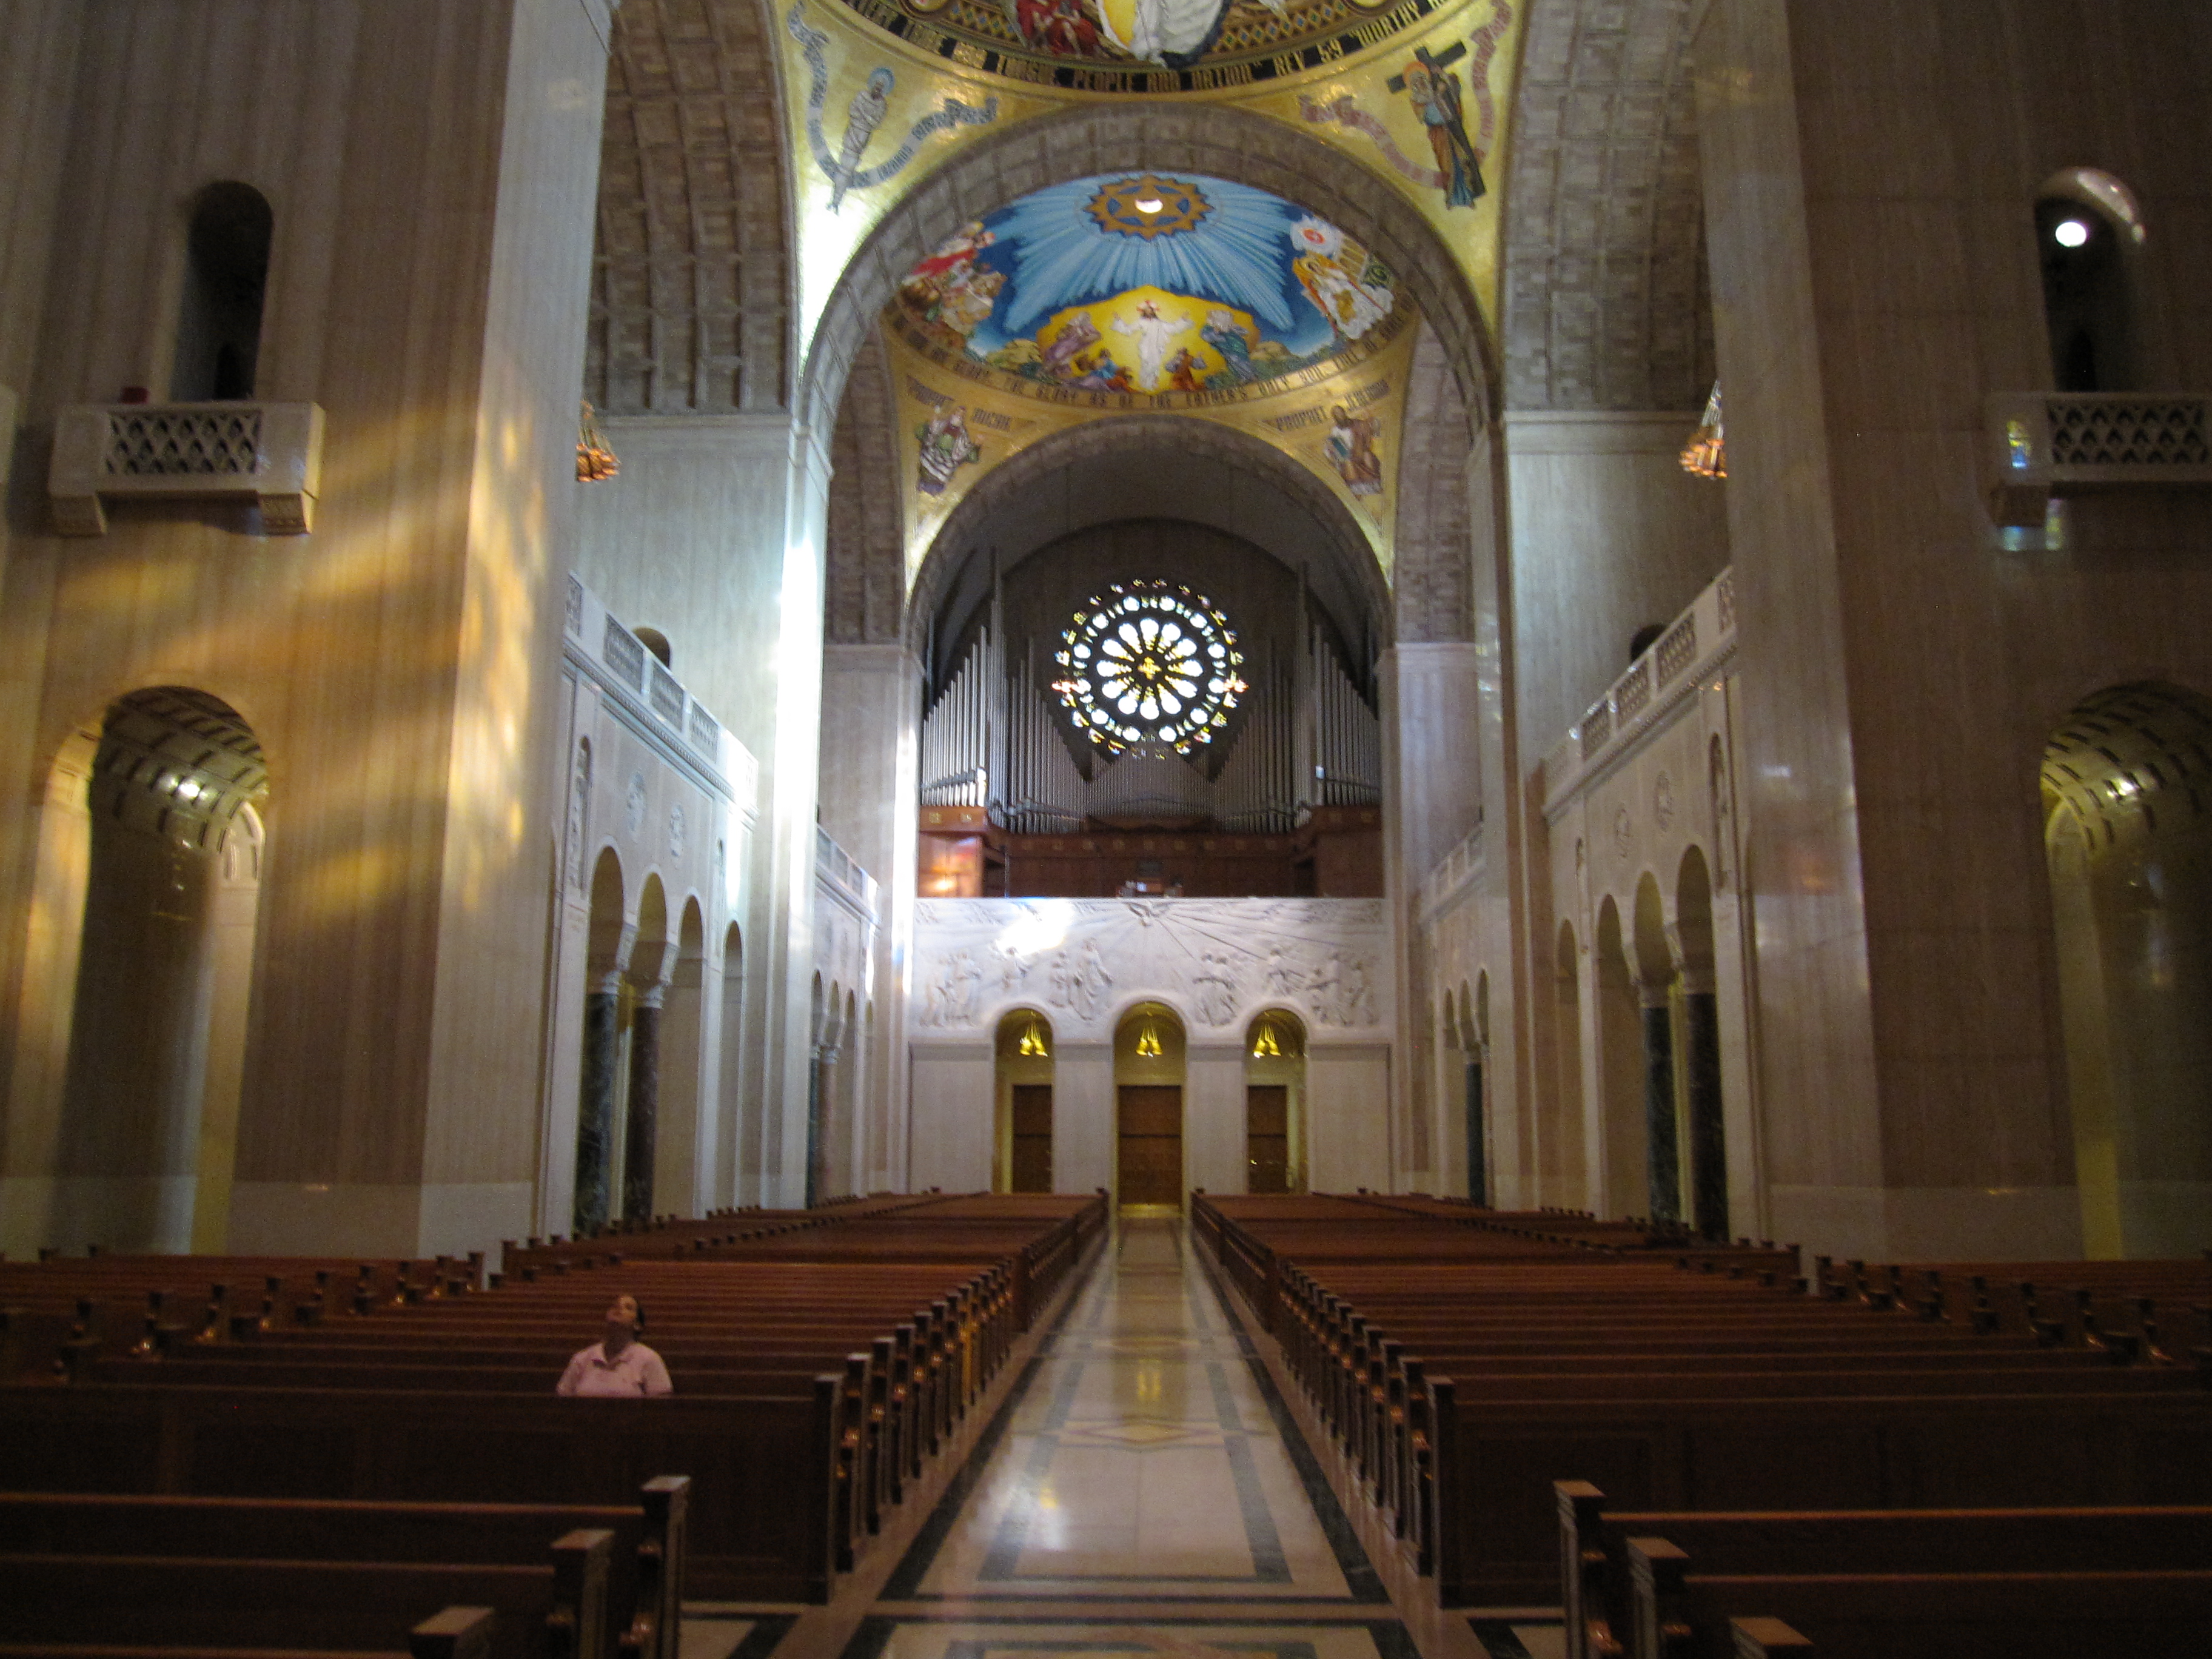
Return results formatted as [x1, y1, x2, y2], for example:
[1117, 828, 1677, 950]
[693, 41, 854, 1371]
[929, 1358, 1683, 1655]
[48, 401, 324, 535]
[1986, 391, 2212, 528]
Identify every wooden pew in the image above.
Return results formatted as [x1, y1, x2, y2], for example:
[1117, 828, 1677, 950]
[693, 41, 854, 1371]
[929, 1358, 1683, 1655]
[1556, 1481, 2212, 1659]
[1623, 1537, 2212, 1659]
[0, 1479, 688, 1659]
[0, 1527, 615, 1659]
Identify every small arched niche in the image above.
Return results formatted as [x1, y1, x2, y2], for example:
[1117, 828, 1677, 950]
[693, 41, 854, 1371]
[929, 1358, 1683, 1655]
[2034, 168, 2145, 394]
[2042, 682, 2212, 1258]
[174, 182, 273, 401]
[1114, 1000, 1186, 1210]
[27, 688, 269, 1256]
[994, 1008, 1055, 1193]
[1244, 1008, 1305, 1193]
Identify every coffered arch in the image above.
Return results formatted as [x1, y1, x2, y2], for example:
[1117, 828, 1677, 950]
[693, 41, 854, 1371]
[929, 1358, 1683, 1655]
[1500, 0, 1713, 411]
[586, 0, 793, 415]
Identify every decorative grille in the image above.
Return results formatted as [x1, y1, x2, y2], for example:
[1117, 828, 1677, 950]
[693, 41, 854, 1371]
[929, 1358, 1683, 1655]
[1579, 702, 1614, 760]
[686, 703, 720, 757]
[103, 408, 262, 477]
[2045, 397, 2210, 468]
[602, 617, 646, 691]
[649, 661, 685, 725]
[1655, 617, 1698, 686]
[1615, 658, 1653, 721]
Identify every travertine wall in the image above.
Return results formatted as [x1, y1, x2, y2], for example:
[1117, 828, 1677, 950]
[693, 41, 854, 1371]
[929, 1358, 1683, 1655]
[1697, 0, 2212, 1258]
[0, 0, 608, 1257]
[1506, 413, 1731, 759]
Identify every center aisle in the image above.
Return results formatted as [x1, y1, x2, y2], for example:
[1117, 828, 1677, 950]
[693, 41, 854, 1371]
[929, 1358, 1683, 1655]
[812, 1216, 1492, 1659]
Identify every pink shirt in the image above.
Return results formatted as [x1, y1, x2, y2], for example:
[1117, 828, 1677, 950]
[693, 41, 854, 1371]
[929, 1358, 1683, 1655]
[557, 1340, 672, 1397]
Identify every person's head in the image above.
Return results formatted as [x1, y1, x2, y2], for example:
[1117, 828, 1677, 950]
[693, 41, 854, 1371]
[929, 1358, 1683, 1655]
[603, 1293, 644, 1353]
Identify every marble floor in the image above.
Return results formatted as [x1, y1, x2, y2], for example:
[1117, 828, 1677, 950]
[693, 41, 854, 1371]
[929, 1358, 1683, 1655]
[692, 1218, 1549, 1659]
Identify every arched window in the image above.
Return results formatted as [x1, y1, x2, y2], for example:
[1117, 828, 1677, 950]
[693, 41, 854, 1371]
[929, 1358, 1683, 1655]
[2035, 169, 2144, 393]
[174, 183, 273, 401]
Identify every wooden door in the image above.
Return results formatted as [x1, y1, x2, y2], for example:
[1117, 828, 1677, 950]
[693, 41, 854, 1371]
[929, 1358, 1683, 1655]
[1010, 1084, 1053, 1193]
[1246, 1084, 1290, 1194]
[1116, 1085, 1183, 1207]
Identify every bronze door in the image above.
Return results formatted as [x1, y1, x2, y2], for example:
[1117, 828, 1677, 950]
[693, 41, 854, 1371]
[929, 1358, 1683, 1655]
[1010, 1084, 1053, 1193]
[1117, 1085, 1184, 1206]
[1246, 1084, 1289, 1194]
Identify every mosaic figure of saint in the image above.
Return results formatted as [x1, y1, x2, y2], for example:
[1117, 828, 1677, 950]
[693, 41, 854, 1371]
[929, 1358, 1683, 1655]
[830, 67, 893, 212]
[1326, 406, 1384, 497]
[1016, 0, 1101, 57]
[902, 221, 995, 312]
[1397, 52, 1485, 210]
[1200, 308, 1261, 383]
[1289, 217, 1393, 342]
[930, 264, 1004, 341]
[916, 403, 981, 496]
[1039, 312, 1101, 378]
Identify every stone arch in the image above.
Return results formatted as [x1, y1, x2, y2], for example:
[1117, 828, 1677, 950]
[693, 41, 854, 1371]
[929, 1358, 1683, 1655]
[586, 0, 792, 415]
[1500, 0, 1712, 412]
[1393, 322, 1476, 643]
[1674, 842, 1726, 1237]
[2042, 680, 2212, 1257]
[907, 413, 1392, 663]
[798, 102, 1496, 438]
[19, 687, 269, 1257]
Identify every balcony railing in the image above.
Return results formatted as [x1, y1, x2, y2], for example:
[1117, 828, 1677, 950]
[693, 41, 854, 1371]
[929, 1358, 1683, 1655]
[1987, 392, 2212, 527]
[49, 401, 324, 535]
[816, 826, 879, 921]
[1544, 568, 1735, 811]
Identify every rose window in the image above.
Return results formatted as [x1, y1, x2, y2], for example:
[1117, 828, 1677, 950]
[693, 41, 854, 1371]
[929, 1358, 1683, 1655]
[1052, 581, 1246, 754]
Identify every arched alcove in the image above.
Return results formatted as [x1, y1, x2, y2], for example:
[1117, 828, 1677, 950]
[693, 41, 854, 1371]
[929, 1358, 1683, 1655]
[1114, 1000, 1187, 1210]
[1244, 1008, 1305, 1194]
[995, 1007, 1055, 1193]
[27, 688, 268, 1255]
[1675, 845, 1726, 1238]
[1593, 897, 1644, 1218]
[2035, 169, 2145, 394]
[1631, 870, 1681, 1224]
[2042, 682, 2212, 1258]
[621, 874, 672, 1224]
[654, 897, 708, 1219]
[1467, 975, 1490, 1205]
[173, 181, 272, 401]
[1547, 922, 1585, 1212]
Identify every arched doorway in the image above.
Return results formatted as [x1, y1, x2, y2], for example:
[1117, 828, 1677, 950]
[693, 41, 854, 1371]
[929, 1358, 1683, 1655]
[574, 848, 627, 1235]
[1114, 1001, 1186, 1210]
[1244, 1009, 1305, 1193]
[995, 1008, 1054, 1193]
[33, 688, 267, 1255]
[1468, 976, 1490, 1205]
[1550, 921, 1587, 1212]
[2043, 683, 2212, 1258]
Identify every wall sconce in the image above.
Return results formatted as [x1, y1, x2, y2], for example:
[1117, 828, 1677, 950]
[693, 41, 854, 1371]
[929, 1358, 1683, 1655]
[1017, 1017, 1050, 1057]
[1134, 1021, 1163, 1058]
[1251, 1021, 1281, 1059]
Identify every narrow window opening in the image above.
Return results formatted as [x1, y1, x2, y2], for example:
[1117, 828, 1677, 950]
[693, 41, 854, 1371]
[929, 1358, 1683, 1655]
[174, 183, 273, 402]
[2035, 175, 2142, 394]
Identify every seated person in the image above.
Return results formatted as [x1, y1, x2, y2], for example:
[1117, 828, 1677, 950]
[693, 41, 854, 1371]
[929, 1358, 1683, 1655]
[556, 1292, 672, 1396]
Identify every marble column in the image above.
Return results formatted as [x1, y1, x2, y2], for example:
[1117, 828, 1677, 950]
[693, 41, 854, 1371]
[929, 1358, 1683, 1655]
[1640, 986, 1681, 1224]
[1681, 981, 1728, 1239]
[574, 977, 622, 1235]
[1465, 1056, 1488, 1205]
[621, 991, 663, 1224]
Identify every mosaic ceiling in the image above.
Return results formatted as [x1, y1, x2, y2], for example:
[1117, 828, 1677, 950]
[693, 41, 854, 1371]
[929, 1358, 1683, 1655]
[779, 0, 1527, 589]
[890, 173, 1408, 407]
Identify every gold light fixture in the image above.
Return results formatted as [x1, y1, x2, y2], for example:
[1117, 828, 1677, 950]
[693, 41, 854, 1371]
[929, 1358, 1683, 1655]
[577, 400, 621, 483]
[1679, 381, 1724, 480]
[1134, 1021, 1163, 1059]
[1017, 1017, 1050, 1057]
[1251, 1021, 1282, 1059]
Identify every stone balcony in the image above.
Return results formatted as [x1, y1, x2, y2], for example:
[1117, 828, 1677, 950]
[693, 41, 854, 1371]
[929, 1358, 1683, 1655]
[1986, 391, 2212, 528]
[49, 401, 324, 535]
